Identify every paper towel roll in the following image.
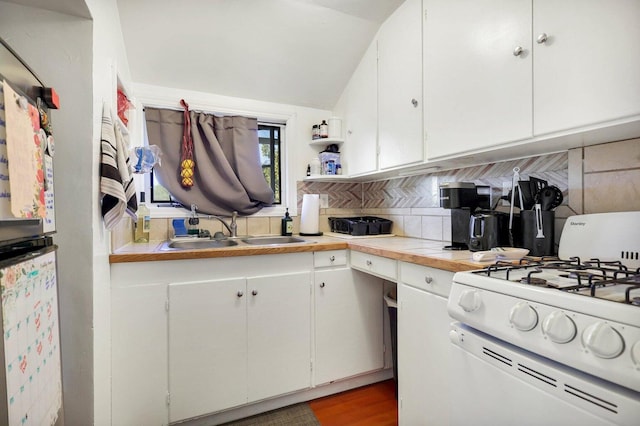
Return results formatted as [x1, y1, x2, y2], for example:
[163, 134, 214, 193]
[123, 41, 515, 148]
[300, 194, 321, 235]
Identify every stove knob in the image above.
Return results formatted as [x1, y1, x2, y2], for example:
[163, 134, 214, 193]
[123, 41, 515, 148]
[509, 302, 538, 331]
[631, 342, 640, 366]
[542, 311, 576, 343]
[458, 289, 482, 313]
[582, 322, 624, 359]
[449, 329, 463, 344]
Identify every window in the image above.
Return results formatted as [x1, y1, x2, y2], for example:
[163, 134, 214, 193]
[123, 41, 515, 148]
[258, 124, 281, 204]
[150, 122, 282, 205]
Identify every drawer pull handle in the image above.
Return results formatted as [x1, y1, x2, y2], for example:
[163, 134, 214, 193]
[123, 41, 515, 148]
[329, 256, 335, 262]
[513, 46, 524, 56]
[237, 291, 244, 297]
[320, 282, 326, 288]
[425, 276, 433, 284]
[252, 290, 258, 296]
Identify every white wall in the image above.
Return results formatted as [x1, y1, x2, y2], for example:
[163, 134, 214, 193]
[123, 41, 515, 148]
[84, 0, 132, 424]
[0, 1, 94, 424]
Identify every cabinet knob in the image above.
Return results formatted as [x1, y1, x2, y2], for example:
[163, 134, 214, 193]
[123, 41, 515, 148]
[424, 276, 433, 284]
[329, 256, 335, 262]
[237, 291, 244, 297]
[411, 98, 418, 107]
[252, 290, 258, 296]
[513, 46, 524, 57]
[366, 260, 372, 266]
[320, 282, 326, 288]
[536, 33, 548, 44]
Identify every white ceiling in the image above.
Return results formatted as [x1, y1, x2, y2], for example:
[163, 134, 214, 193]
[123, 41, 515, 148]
[116, 0, 404, 109]
[4, 0, 91, 18]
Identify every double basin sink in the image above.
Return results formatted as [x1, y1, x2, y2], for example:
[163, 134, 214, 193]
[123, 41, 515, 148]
[160, 236, 309, 251]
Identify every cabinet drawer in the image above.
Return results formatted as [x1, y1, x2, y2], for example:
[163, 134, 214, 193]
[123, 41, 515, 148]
[314, 250, 348, 268]
[399, 262, 453, 298]
[350, 251, 397, 281]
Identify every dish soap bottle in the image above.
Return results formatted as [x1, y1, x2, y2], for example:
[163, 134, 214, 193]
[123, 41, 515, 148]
[281, 208, 293, 236]
[134, 193, 151, 243]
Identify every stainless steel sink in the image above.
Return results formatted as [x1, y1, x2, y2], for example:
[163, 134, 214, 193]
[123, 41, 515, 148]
[162, 239, 239, 250]
[241, 236, 307, 245]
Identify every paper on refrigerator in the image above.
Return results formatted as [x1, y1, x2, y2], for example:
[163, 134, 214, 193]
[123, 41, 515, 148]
[0, 80, 46, 219]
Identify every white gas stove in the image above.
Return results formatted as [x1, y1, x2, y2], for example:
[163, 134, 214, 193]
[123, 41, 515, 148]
[448, 212, 640, 425]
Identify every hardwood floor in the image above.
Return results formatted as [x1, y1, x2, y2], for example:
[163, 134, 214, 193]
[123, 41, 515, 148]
[309, 379, 398, 426]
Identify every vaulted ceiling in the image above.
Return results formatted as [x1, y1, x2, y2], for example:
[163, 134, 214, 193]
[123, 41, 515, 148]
[116, 0, 404, 109]
[5, 0, 404, 110]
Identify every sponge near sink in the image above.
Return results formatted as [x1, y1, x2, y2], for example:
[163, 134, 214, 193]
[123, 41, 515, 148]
[173, 218, 188, 236]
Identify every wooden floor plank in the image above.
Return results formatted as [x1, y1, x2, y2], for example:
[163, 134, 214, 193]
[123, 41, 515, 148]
[309, 379, 397, 426]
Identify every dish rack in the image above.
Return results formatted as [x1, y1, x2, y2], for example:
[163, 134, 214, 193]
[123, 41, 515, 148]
[328, 216, 393, 236]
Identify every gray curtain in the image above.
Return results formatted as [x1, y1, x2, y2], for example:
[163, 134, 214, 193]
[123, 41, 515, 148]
[145, 107, 274, 215]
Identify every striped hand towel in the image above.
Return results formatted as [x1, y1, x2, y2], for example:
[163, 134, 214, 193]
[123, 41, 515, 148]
[100, 103, 137, 229]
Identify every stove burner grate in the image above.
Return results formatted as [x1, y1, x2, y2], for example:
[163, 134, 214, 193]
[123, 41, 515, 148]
[475, 256, 640, 305]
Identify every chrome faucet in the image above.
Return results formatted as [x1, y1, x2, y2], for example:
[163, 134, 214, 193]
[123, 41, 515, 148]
[189, 205, 238, 238]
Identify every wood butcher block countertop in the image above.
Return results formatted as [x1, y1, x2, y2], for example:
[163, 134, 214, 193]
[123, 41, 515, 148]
[110, 235, 496, 273]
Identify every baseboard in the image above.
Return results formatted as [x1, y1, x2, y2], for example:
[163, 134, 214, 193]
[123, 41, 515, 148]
[173, 368, 393, 426]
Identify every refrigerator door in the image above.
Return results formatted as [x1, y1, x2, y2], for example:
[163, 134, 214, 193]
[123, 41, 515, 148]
[0, 245, 62, 425]
[0, 37, 56, 242]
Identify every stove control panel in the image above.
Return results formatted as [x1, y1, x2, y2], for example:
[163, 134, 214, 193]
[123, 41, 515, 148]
[448, 283, 640, 393]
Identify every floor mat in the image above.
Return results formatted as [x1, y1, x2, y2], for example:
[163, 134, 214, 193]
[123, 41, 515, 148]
[219, 403, 321, 426]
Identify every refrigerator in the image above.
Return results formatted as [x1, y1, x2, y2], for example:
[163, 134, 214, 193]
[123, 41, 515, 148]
[0, 38, 63, 425]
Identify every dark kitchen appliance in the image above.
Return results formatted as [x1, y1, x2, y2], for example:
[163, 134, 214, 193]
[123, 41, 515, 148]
[439, 182, 490, 250]
[520, 209, 555, 256]
[468, 210, 510, 251]
[328, 216, 392, 236]
[0, 37, 63, 425]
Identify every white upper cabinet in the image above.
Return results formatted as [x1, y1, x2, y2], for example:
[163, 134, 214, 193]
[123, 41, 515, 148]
[378, 0, 424, 169]
[533, 0, 640, 135]
[424, 0, 640, 161]
[424, 0, 533, 160]
[340, 0, 424, 176]
[343, 40, 379, 176]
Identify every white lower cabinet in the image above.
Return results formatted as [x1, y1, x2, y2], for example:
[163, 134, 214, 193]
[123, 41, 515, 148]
[110, 251, 395, 424]
[314, 266, 384, 384]
[398, 262, 453, 426]
[111, 283, 169, 426]
[246, 272, 312, 402]
[168, 271, 312, 422]
[168, 277, 247, 421]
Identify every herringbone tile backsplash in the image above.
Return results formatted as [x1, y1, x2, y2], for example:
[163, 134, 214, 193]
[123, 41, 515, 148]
[298, 138, 639, 242]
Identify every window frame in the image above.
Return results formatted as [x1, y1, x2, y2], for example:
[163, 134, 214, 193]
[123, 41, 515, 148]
[258, 122, 282, 205]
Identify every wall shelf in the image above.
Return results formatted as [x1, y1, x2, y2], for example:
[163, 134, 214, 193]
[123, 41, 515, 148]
[309, 138, 343, 147]
[303, 175, 350, 182]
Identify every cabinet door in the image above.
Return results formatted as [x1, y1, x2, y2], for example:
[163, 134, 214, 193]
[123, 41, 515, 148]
[343, 40, 378, 175]
[168, 278, 247, 422]
[378, 0, 423, 169]
[112, 284, 168, 426]
[398, 284, 451, 426]
[314, 268, 384, 384]
[424, 0, 532, 160]
[247, 271, 312, 402]
[533, 0, 640, 135]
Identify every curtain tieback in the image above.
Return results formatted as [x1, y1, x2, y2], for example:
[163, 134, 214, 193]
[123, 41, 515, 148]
[179, 99, 195, 188]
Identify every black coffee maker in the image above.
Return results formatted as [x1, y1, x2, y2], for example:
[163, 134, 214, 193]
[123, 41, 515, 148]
[439, 182, 490, 250]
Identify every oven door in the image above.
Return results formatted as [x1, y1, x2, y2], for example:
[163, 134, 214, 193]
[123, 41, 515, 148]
[448, 322, 639, 426]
